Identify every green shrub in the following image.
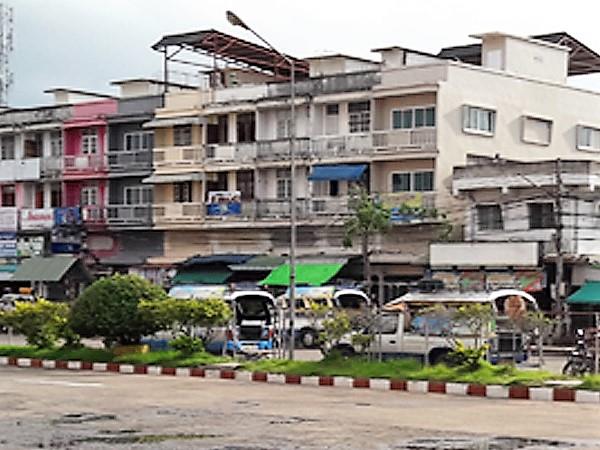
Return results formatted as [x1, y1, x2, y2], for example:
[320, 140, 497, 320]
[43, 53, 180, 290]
[0, 299, 73, 348]
[70, 274, 168, 346]
[319, 311, 351, 349]
[169, 335, 204, 354]
[446, 340, 489, 370]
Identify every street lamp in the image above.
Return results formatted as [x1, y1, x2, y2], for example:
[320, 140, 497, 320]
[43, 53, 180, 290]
[226, 11, 297, 360]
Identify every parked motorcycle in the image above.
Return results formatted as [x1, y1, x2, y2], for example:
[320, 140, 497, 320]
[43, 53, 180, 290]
[562, 329, 594, 376]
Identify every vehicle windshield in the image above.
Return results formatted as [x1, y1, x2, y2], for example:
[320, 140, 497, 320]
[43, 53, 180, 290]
[336, 294, 365, 309]
[236, 296, 272, 324]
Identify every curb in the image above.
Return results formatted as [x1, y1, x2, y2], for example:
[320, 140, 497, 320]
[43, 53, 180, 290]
[1, 356, 598, 404]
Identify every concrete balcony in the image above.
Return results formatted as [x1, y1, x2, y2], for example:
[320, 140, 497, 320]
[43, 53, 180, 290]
[312, 134, 372, 160]
[40, 156, 62, 178]
[256, 138, 310, 162]
[64, 154, 106, 173]
[0, 159, 41, 182]
[310, 197, 351, 216]
[372, 128, 436, 153]
[107, 204, 152, 227]
[153, 202, 204, 225]
[81, 205, 106, 225]
[108, 150, 152, 172]
[153, 146, 203, 170]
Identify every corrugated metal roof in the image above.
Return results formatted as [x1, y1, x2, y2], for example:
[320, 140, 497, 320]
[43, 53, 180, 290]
[11, 256, 79, 282]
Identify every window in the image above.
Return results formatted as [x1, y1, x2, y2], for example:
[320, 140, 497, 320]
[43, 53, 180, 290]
[81, 128, 98, 154]
[413, 171, 434, 191]
[577, 125, 600, 151]
[522, 116, 552, 146]
[35, 184, 44, 209]
[1, 135, 14, 160]
[80, 187, 98, 206]
[463, 106, 496, 135]
[124, 131, 153, 151]
[528, 202, 555, 229]
[392, 173, 411, 192]
[236, 171, 254, 200]
[173, 181, 193, 203]
[276, 110, 291, 139]
[124, 186, 152, 205]
[50, 131, 62, 156]
[476, 204, 503, 231]
[325, 104, 339, 136]
[392, 110, 413, 129]
[1, 185, 14, 206]
[236, 112, 256, 143]
[276, 168, 291, 199]
[24, 133, 43, 158]
[173, 125, 192, 147]
[348, 101, 370, 133]
[391, 171, 434, 192]
[392, 107, 435, 129]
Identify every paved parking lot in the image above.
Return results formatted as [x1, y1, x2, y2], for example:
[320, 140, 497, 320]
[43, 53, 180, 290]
[1, 367, 599, 449]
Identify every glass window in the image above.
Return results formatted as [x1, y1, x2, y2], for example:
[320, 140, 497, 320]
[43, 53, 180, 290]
[413, 171, 434, 191]
[276, 168, 291, 199]
[1, 135, 14, 160]
[463, 106, 496, 134]
[476, 204, 503, 231]
[1, 185, 14, 206]
[81, 128, 98, 154]
[348, 101, 370, 133]
[414, 108, 425, 128]
[173, 181, 193, 203]
[578, 126, 600, 151]
[173, 125, 192, 147]
[392, 173, 411, 192]
[24, 133, 43, 158]
[50, 131, 62, 156]
[124, 131, 153, 151]
[392, 110, 413, 129]
[424, 107, 436, 127]
[80, 187, 98, 206]
[326, 104, 339, 115]
[528, 203, 555, 229]
[124, 186, 152, 205]
[522, 116, 552, 145]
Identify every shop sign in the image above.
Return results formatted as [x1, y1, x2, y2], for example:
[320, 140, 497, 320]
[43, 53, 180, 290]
[21, 208, 54, 230]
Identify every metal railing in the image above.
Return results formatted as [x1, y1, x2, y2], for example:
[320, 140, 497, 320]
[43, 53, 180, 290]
[153, 146, 203, 168]
[312, 134, 372, 159]
[64, 154, 106, 172]
[372, 128, 436, 151]
[108, 149, 152, 171]
[256, 138, 310, 161]
[153, 202, 204, 222]
[81, 205, 106, 223]
[106, 204, 152, 226]
[40, 156, 62, 177]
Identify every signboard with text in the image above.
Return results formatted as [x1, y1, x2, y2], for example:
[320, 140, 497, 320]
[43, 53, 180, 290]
[21, 208, 54, 230]
[0, 232, 17, 258]
[0, 207, 17, 231]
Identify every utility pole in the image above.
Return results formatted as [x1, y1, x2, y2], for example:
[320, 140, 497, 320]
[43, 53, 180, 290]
[0, 3, 13, 106]
[554, 158, 565, 339]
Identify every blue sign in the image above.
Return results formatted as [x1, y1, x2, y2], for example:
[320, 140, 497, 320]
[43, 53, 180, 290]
[54, 207, 82, 227]
[51, 242, 81, 254]
[0, 232, 17, 258]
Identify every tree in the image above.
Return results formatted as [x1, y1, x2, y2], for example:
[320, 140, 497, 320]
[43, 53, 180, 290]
[454, 303, 495, 348]
[343, 186, 391, 294]
[516, 311, 555, 367]
[70, 274, 168, 347]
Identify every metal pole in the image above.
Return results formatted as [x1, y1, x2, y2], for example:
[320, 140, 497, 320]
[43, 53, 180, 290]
[554, 159, 564, 339]
[377, 273, 384, 362]
[595, 312, 599, 374]
[288, 60, 296, 360]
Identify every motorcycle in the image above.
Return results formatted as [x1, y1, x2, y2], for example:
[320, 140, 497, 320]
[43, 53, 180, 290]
[562, 329, 594, 376]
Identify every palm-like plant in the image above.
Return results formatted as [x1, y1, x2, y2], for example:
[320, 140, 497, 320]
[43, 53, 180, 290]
[343, 186, 391, 293]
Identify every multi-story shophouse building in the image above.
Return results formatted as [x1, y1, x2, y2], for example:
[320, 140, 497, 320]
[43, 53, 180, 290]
[143, 29, 600, 293]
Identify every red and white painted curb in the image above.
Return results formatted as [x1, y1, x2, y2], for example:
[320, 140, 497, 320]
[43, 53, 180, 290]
[1, 356, 598, 404]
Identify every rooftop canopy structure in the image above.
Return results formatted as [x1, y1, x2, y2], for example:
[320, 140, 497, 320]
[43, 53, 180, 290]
[152, 29, 309, 86]
[438, 32, 600, 76]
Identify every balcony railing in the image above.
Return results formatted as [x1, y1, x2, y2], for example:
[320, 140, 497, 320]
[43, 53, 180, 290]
[153, 202, 204, 223]
[153, 146, 203, 169]
[255, 198, 310, 220]
[81, 205, 106, 224]
[372, 128, 436, 152]
[64, 154, 106, 172]
[256, 138, 310, 161]
[312, 134, 372, 159]
[107, 204, 152, 226]
[40, 156, 62, 178]
[310, 197, 351, 216]
[0, 158, 41, 182]
[108, 150, 152, 171]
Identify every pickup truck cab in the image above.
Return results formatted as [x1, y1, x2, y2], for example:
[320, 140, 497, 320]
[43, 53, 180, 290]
[332, 289, 538, 364]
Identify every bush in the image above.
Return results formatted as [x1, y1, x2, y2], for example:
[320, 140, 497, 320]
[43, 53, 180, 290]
[169, 335, 204, 355]
[0, 299, 73, 348]
[319, 311, 351, 349]
[70, 274, 167, 346]
[446, 340, 489, 370]
[138, 297, 232, 336]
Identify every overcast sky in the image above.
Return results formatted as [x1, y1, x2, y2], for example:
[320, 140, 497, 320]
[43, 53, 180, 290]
[9, 0, 600, 106]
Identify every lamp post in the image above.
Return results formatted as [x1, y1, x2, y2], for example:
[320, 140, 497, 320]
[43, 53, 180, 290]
[227, 11, 297, 360]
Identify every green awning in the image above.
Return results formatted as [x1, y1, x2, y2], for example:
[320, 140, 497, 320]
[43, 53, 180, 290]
[11, 256, 79, 282]
[568, 281, 600, 305]
[260, 263, 343, 287]
[229, 255, 286, 272]
[171, 269, 231, 285]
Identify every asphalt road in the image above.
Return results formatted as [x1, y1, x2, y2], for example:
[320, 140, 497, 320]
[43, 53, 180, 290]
[1, 367, 599, 449]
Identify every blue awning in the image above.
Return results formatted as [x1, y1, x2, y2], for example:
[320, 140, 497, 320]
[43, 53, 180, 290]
[308, 164, 367, 181]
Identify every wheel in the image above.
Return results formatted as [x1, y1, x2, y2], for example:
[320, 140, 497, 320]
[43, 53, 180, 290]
[428, 348, 451, 365]
[300, 329, 318, 349]
[562, 360, 575, 376]
[331, 344, 355, 358]
[562, 360, 588, 376]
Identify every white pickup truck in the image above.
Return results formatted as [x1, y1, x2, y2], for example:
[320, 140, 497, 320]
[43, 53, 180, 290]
[332, 289, 538, 364]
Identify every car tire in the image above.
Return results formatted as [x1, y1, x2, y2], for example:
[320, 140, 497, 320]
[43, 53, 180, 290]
[300, 329, 318, 349]
[428, 348, 451, 365]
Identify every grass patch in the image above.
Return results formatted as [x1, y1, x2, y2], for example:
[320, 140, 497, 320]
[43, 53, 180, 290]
[580, 375, 600, 391]
[113, 350, 229, 367]
[242, 355, 561, 387]
[0, 345, 114, 362]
